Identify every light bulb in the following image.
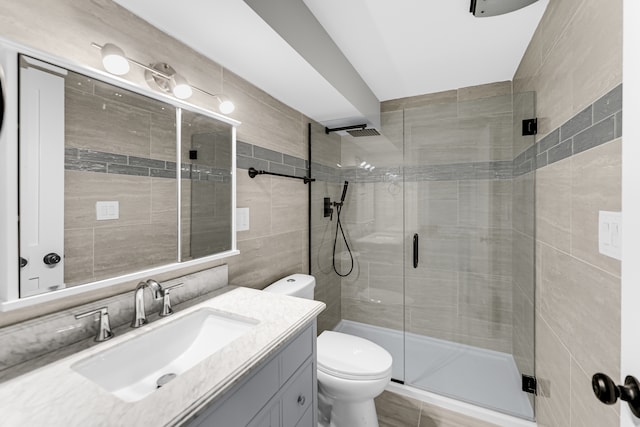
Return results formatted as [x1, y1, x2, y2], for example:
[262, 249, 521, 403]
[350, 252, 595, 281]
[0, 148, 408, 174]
[101, 43, 130, 76]
[171, 74, 192, 99]
[218, 99, 235, 114]
[359, 161, 367, 167]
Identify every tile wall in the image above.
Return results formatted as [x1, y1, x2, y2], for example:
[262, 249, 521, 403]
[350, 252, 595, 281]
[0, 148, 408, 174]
[309, 123, 344, 334]
[344, 81, 520, 355]
[513, 0, 623, 425]
[63, 69, 178, 286]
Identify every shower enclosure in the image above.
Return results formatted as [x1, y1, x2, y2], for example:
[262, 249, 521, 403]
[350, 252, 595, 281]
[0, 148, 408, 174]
[310, 82, 536, 420]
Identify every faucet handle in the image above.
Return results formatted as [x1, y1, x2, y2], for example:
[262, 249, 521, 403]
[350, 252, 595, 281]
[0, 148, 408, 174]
[159, 283, 183, 317]
[75, 307, 114, 342]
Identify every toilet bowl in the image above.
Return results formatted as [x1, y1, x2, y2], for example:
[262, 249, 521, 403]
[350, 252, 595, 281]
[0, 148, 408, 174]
[264, 274, 392, 427]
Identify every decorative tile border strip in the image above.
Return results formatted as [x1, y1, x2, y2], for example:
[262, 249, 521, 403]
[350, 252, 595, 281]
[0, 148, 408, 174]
[513, 84, 622, 176]
[64, 148, 230, 182]
[312, 161, 512, 183]
[236, 140, 309, 179]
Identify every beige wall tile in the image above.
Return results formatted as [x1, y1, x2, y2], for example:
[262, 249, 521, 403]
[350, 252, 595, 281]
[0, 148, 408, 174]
[539, 243, 621, 381]
[150, 110, 178, 162]
[512, 284, 534, 375]
[512, 229, 535, 301]
[342, 296, 403, 330]
[458, 273, 512, 325]
[568, 0, 622, 113]
[271, 176, 308, 234]
[570, 139, 621, 277]
[512, 91, 536, 156]
[457, 81, 512, 102]
[93, 223, 176, 281]
[536, 157, 571, 253]
[459, 180, 511, 228]
[63, 228, 94, 286]
[536, 315, 571, 427]
[227, 230, 306, 289]
[225, 77, 304, 158]
[513, 172, 535, 236]
[382, 89, 457, 113]
[570, 359, 620, 427]
[65, 168, 152, 230]
[236, 172, 272, 241]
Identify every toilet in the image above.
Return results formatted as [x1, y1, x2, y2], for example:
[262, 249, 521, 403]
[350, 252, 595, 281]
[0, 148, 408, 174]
[264, 274, 392, 427]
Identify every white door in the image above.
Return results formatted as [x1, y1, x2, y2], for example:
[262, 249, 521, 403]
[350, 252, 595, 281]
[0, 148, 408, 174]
[18, 57, 66, 297]
[621, 1, 640, 425]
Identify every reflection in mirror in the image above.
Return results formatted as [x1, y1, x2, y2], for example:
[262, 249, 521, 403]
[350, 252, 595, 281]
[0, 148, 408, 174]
[19, 55, 178, 296]
[180, 111, 233, 260]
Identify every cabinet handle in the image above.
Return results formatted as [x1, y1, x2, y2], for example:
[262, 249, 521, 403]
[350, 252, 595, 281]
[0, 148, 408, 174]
[413, 233, 419, 268]
[43, 252, 62, 266]
[297, 395, 306, 406]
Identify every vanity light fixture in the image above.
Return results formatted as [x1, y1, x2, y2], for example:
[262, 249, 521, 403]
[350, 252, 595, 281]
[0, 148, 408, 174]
[91, 42, 235, 114]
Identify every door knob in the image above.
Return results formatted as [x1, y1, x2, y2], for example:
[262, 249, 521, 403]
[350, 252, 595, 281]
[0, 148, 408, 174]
[592, 372, 640, 418]
[43, 252, 61, 265]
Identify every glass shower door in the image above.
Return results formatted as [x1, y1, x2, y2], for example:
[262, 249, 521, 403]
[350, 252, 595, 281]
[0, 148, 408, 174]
[401, 88, 536, 420]
[310, 118, 407, 382]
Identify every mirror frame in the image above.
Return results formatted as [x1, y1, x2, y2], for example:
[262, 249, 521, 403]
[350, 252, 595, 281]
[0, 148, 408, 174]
[0, 37, 240, 311]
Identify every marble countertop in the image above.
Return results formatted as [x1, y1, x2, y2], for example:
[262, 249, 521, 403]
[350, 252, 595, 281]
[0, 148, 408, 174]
[0, 286, 325, 426]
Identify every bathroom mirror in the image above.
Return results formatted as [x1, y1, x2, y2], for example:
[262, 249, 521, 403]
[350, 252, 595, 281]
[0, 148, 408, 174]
[0, 42, 238, 307]
[180, 110, 233, 261]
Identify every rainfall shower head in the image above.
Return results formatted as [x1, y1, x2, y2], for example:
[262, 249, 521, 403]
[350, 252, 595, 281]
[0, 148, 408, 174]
[325, 123, 380, 137]
[347, 128, 380, 137]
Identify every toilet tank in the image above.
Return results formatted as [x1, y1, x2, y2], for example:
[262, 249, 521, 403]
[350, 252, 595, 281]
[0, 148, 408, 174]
[263, 274, 315, 299]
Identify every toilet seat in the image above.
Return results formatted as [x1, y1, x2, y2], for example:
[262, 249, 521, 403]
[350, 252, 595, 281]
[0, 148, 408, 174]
[317, 331, 392, 381]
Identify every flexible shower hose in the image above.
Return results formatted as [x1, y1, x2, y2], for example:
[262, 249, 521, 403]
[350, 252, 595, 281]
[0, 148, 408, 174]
[332, 201, 354, 277]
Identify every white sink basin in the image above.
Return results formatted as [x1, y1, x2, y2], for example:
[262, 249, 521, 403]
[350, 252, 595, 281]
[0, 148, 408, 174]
[72, 308, 258, 402]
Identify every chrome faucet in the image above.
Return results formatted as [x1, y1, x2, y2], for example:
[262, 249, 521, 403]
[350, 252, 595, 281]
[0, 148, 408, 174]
[130, 279, 163, 328]
[131, 279, 184, 328]
[75, 307, 113, 342]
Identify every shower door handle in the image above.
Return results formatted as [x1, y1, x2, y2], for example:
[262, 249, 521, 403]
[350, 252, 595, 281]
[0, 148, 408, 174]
[413, 233, 419, 268]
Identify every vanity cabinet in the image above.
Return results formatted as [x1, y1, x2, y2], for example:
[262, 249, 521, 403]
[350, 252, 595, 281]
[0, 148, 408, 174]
[186, 322, 317, 427]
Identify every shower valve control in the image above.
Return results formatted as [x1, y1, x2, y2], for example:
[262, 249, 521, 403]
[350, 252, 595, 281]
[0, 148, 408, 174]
[324, 197, 333, 220]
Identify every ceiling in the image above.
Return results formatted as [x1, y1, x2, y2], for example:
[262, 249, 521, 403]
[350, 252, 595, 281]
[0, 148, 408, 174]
[114, 0, 548, 127]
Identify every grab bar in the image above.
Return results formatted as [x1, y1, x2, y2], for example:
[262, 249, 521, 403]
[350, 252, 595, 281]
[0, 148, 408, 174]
[413, 233, 419, 268]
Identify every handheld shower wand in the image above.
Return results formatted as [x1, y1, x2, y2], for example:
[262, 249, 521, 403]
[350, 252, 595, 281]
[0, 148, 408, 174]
[340, 181, 349, 203]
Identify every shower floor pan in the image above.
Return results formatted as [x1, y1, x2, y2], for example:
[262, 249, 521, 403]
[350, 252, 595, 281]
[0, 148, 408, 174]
[335, 319, 534, 420]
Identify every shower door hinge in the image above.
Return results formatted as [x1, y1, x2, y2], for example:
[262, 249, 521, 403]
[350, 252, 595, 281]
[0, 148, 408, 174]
[522, 374, 537, 395]
[522, 118, 538, 136]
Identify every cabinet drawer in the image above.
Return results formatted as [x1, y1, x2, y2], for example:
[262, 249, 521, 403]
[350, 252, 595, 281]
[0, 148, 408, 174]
[248, 401, 280, 427]
[281, 325, 313, 385]
[193, 355, 280, 427]
[282, 362, 313, 427]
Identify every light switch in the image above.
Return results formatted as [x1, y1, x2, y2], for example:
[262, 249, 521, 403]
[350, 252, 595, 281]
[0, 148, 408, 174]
[236, 207, 250, 231]
[598, 211, 621, 260]
[96, 201, 119, 221]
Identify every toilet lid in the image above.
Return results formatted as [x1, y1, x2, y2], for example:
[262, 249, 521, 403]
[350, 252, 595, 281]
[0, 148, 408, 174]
[317, 331, 392, 381]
